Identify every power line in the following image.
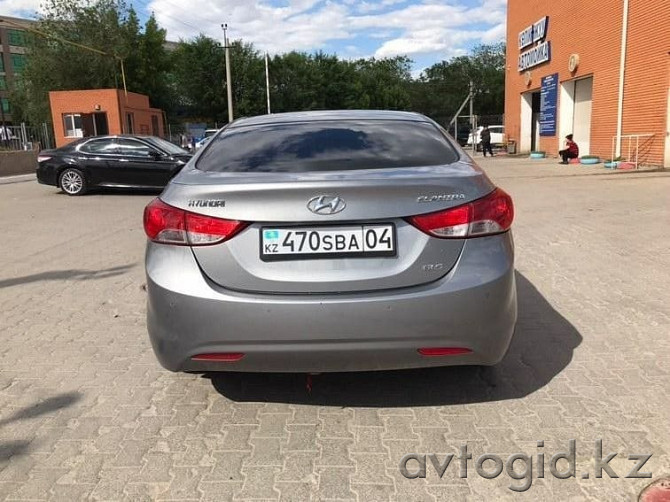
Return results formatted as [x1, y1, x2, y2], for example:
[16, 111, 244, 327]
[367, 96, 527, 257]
[131, 0, 221, 39]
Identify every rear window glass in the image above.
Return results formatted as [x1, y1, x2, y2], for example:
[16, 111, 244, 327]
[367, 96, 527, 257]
[196, 120, 458, 173]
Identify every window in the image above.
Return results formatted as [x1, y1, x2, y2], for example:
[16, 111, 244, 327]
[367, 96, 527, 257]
[8, 30, 26, 47]
[1, 98, 10, 114]
[145, 136, 188, 155]
[79, 138, 116, 154]
[115, 138, 153, 157]
[0, 56, 5, 72]
[63, 114, 83, 138]
[196, 120, 459, 173]
[11, 54, 27, 74]
[0, 76, 6, 90]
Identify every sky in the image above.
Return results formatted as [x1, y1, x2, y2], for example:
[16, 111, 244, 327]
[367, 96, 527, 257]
[3, 0, 507, 76]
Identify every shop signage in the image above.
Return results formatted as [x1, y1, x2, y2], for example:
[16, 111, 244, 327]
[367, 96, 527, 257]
[518, 16, 551, 72]
[540, 73, 558, 136]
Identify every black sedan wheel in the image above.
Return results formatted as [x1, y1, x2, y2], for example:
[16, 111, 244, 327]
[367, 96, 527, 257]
[59, 168, 87, 196]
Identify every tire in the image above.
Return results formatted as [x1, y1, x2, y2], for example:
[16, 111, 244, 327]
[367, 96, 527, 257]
[59, 168, 87, 196]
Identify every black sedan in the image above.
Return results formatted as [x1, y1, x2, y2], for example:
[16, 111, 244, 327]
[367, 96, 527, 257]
[36, 135, 192, 195]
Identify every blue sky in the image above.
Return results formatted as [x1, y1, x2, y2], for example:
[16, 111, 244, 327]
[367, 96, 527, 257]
[3, 0, 507, 76]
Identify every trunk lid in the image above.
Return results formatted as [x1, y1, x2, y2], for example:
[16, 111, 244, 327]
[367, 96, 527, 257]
[160, 161, 494, 294]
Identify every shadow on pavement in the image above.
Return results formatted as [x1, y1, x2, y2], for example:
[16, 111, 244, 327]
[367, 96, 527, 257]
[0, 391, 82, 462]
[0, 264, 134, 289]
[0, 391, 81, 427]
[0, 440, 31, 463]
[207, 272, 582, 406]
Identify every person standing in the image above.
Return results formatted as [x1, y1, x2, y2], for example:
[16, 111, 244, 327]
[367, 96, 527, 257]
[558, 134, 579, 164]
[480, 125, 494, 157]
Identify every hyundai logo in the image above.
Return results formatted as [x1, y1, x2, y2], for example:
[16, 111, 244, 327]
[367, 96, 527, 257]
[307, 195, 346, 215]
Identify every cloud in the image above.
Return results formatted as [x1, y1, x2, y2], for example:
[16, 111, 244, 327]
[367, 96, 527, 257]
[147, 0, 506, 62]
[1, 0, 508, 65]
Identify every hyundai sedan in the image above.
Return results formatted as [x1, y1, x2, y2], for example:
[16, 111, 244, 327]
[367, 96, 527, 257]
[143, 110, 517, 373]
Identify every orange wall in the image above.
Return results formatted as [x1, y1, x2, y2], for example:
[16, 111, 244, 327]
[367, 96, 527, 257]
[505, 0, 669, 165]
[49, 89, 164, 147]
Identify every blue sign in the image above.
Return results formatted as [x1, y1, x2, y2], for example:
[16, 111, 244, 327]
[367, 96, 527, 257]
[540, 73, 558, 136]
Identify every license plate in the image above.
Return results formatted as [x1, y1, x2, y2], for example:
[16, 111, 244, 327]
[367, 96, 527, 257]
[260, 224, 396, 261]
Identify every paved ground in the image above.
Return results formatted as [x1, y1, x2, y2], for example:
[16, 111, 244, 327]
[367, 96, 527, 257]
[0, 157, 669, 501]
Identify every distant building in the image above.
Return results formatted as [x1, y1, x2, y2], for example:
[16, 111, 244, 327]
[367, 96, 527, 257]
[49, 89, 165, 147]
[505, 0, 669, 167]
[0, 16, 35, 124]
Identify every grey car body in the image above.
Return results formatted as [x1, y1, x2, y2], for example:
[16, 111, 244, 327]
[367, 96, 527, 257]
[144, 110, 517, 373]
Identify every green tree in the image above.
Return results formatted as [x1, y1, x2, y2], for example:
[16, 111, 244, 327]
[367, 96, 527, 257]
[409, 43, 506, 125]
[170, 35, 227, 123]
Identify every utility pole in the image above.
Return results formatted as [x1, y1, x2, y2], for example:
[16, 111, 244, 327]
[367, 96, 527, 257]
[222, 23, 234, 123]
[469, 81, 475, 155]
[265, 52, 271, 114]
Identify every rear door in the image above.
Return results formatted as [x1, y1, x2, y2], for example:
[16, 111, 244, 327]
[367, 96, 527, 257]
[163, 118, 495, 294]
[489, 126, 504, 145]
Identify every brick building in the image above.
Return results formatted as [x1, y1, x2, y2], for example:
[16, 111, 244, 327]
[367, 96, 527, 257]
[49, 89, 164, 147]
[505, 0, 670, 167]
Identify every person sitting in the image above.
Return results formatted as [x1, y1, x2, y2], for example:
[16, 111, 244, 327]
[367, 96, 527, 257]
[558, 134, 579, 164]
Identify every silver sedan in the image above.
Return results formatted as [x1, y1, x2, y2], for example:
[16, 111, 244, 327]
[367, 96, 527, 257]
[143, 110, 517, 373]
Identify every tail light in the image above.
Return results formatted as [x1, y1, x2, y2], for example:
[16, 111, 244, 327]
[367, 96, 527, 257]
[407, 188, 513, 238]
[143, 198, 247, 246]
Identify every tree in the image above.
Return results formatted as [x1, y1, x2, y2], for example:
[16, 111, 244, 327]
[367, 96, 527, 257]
[170, 35, 227, 123]
[409, 43, 506, 126]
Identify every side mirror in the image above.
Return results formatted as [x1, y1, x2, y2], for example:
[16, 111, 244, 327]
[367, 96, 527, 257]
[149, 150, 164, 160]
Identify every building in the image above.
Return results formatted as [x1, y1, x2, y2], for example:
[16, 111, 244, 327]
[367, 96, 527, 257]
[0, 16, 35, 124]
[505, 0, 669, 167]
[49, 89, 164, 147]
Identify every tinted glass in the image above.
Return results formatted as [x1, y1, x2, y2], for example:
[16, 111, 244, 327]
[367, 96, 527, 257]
[79, 139, 116, 154]
[116, 138, 153, 157]
[144, 136, 189, 155]
[196, 120, 458, 173]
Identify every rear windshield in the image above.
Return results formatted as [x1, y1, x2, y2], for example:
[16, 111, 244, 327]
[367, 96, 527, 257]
[196, 119, 458, 172]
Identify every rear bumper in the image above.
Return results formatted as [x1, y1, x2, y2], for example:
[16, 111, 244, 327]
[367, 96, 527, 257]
[146, 234, 517, 372]
[36, 164, 57, 186]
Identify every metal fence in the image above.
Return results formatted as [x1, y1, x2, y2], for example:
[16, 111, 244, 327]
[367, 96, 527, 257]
[0, 123, 55, 151]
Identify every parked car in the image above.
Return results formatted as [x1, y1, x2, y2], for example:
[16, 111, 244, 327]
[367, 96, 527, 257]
[467, 125, 505, 149]
[447, 124, 471, 147]
[143, 110, 516, 373]
[36, 135, 192, 195]
[194, 129, 219, 151]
